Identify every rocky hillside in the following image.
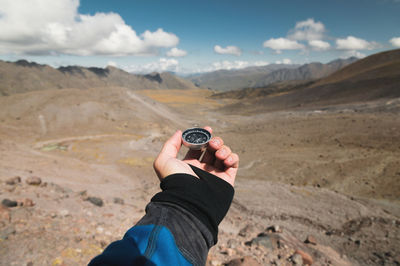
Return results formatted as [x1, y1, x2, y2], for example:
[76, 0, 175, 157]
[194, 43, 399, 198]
[189, 57, 357, 91]
[0, 60, 198, 95]
[215, 49, 400, 113]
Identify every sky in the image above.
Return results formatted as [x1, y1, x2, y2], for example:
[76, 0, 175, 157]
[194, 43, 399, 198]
[0, 0, 399, 74]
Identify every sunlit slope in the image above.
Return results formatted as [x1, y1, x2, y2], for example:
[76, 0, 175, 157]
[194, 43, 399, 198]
[218, 49, 400, 113]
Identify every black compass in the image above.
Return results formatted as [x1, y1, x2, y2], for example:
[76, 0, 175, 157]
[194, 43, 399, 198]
[182, 128, 212, 150]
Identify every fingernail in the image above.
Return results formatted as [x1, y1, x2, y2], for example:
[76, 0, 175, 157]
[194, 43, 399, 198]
[226, 156, 233, 163]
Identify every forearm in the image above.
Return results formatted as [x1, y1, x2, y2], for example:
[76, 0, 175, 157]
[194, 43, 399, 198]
[89, 165, 234, 266]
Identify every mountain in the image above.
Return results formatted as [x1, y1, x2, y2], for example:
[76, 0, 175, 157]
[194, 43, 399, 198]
[0, 60, 198, 96]
[188, 64, 299, 91]
[216, 49, 400, 113]
[189, 57, 357, 91]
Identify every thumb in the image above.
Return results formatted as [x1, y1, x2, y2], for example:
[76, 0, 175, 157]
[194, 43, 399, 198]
[157, 130, 182, 163]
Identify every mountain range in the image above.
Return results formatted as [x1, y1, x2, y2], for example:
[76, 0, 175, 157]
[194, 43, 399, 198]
[214, 49, 400, 113]
[189, 57, 358, 91]
[0, 60, 198, 96]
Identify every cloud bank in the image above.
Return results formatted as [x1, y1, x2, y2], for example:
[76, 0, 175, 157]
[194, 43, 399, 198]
[263, 38, 304, 54]
[390, 37, 400, 47]
[0, 0, 179, 56]
[336, 36, 377, 50]
[166, 47, 187, 57]
[288, 18, 326, 41]
[214, 45, 242, 56]
[127, 58, 179, 73]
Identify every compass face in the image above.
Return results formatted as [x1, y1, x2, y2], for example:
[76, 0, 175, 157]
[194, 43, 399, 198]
[182, 128, 211, 150]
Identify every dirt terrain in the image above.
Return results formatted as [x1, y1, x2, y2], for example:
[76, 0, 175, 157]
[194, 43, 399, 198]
[0, 85, 399, 266]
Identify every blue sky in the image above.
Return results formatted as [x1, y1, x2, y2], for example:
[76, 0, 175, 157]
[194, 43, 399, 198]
[0, 0, 399, 73]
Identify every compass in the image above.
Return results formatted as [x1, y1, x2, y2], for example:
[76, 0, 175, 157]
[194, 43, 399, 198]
[182, 128, 212, 150]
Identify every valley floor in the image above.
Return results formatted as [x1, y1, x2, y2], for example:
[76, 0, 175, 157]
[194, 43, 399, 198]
[0, 88, 399, 265]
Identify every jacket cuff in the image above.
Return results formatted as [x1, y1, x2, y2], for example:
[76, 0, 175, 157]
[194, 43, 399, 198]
[150, 164, 234, 243]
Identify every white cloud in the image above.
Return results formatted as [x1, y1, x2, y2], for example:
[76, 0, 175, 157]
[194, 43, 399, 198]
[166, 47, 187, 57]
[336, 36, 376, 50]
[107, 61, 117, 67]
[289, 18, 326, 41]
[126, 58, 179, 73]
[308, 40, 331, 51]
[0, 0, 179, 56]
[263, 38, 304, 53]
[209, 60, 268, 71]
[340, 50, 366, 59]
[214, 45, 242, 56]
[389, 37, 400, 47]
[275, 58, 292, 64]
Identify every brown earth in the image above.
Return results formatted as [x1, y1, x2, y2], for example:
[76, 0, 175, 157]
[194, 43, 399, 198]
[0, 86, 399, 265]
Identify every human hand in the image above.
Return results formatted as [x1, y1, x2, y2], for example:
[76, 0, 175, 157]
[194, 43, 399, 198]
[153, 127, 239, 187]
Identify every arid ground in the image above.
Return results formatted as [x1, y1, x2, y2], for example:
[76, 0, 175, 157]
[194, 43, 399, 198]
[0, 87, 399, 265]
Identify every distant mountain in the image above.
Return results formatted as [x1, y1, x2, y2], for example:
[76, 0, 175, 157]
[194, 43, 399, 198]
[0, 60, 198, 96]
[188, 64, 299, 91]
[189, 58, 358, 92]
[215, 49, 400, 113]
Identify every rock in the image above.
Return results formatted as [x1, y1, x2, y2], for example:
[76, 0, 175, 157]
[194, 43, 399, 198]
[220, 247, 235, 256]
[86, 197, 104, 207]
[227, 238, 238, 249]
[247, 234, 274, 250]
[0, 225, 16, 240]
[305, 235, 317, 245]
[59, 209, 70, 217]
[26, 176, 42, 185]
[239, 224, 255, 237]
[292, 253, 303, 265]
[266, 225, 282, 233]
[2, 198, 18, 207]
[17, 198, 35, 207]
[5, 176, 21, 185]
[113, 197, 124, 205]
[224, 256, 261, 266]
[295, 250, 313, 265]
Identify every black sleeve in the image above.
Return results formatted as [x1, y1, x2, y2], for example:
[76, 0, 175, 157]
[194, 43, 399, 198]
[150, 164, 235, 243]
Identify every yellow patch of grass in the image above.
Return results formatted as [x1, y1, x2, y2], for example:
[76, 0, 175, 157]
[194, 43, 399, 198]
[118, 157, 154, 167]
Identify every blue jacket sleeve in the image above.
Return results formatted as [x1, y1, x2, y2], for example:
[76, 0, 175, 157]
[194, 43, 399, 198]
[88, 165, 235, 266]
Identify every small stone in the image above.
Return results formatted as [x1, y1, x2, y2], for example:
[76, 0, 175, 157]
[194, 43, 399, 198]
[26, 261, 33, 266]
[304, 235, 317, 245]
[266, 225, 282, 233]
[113, 197, 124, 205]
[225, 256, 261, 266]
[0, 225, 16, 240]
[2, 199, 18, 208]
[59, 209, 69, 217]
[220, 247, 235, 256]
[86, 197, 104, 207]
[5, 176, 21, 185]
[295, 250, 313, 265]
[239, 224, 255, 237]
[26, 176, 42, 186]
[292, 253, 303, 265]
[227, 238, 238, 249]
[17, 198, 35, 207]
[248, 234, 273, 250]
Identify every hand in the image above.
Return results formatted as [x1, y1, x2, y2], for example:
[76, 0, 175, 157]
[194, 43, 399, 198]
[153, 127, 239, 187]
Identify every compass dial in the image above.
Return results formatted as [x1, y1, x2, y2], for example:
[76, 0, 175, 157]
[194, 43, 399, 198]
[182, 128, 211, 150]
